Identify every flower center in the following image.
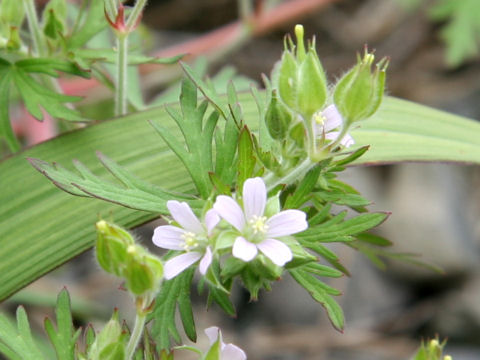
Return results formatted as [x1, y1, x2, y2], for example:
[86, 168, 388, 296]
[313, 112, 327, 126]
[181, 231, 199, 250]
[249, 215, 269, 235]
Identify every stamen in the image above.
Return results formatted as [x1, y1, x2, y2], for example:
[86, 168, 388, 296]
[313, 112, 327, 125]
[181, 231, 198, 250]
[249, 215, 269, 234]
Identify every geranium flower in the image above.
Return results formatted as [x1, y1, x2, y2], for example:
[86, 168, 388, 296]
[152, 200, 218, 279]
[213, 177, 308, 266]
[314, 104, 355, 147]
[204, 326, 247, 360]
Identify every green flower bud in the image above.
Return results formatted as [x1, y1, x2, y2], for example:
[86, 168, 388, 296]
[88, 310, 127, 360]
[333, 49, 388, 124]
[124, 245, 163, 296]
[277, 50, 298, 109]
[265, 90, 293, 140]
[274, 24, 327, 118]
[297, 48, 328, 118]
[96, 220, 134, 276]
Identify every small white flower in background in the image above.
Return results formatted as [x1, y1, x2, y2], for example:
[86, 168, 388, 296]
[204, 326, 247, 360]
[213, 177, 308, 266]
[314, 104, 355, 148]
[152, 200, 219, 279]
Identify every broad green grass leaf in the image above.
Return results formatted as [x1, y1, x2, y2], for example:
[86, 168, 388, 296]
[1, 96, 480, 301]
[0, 67, 18, 152]
[73, 48, 184, 65]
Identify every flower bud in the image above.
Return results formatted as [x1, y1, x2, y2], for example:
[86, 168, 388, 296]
[296, 48, 328, 118]
[96, 220, 134, 276]
[123, 245, 163, 296]
[88, 310, 126, 360]
[333, 49, 388, 125]
[274, 24, 328, 117]
[277, 50, 298, 110]
[265, 90, 293, 140]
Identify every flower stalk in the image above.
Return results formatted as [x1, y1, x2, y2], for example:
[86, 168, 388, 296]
[22, 0, 46, 56]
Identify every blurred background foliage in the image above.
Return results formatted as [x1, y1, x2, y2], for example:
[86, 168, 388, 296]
[1, 0, 479, 359]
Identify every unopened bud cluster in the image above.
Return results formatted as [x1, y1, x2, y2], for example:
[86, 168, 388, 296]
[266, 24, 388, 163]
[96, 220, 163, 296]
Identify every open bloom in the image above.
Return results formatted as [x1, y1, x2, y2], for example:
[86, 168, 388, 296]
[213, 177, 308, 266]
[314, 104, 354, 147]
[204, 326, 247, 360]
[152, 200, 219, 279]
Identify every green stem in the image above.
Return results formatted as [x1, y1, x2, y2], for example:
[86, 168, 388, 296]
[125, 0, 148, 29]
[125, 311, 146, 360]
[265, 157, 314, 191]
[23, 0, 46, 56]
[115, 35, 128, 116]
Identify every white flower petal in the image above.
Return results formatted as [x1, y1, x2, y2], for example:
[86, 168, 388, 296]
[340, 133, 355, 147]
[222, 344, 247, 360]
[205, 209, 220, 235]
[214, 196, 245, 231]
[164, 252, 202, 280]
[232, 237, 258, 262]
[242, 177, 266, 220]
[204, 326, 221, 345]
[322, 104, 343, 132]
[167, 200, 203, 234]
[325, 131, 340, 142]
[266, 209, 308, 237]
[258, 238, 293, 266]
[152, 225, 185, 250]
[199, 247, 213, 275]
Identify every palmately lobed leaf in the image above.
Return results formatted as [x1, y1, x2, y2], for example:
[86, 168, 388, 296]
[1, 95, 480, 302]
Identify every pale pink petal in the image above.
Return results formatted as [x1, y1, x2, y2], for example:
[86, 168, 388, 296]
[205, 209, 220, 235]
[164, 252, 202, 280]
[266, 209, 308, 237]
[340, 133, 355, 147]
[232, 237, 258, 262]
[204, 326, 221, 345]
[152, 225, 185, 250]
[199, 247, 213, 275]
[167, 200, 203, 234]
[325, 131, 340, 142]
[242, 177, 266, 220]
[257, 238, 293, 266]
[222, 344, 247, 360]
[214, 196, 245, 231]
[322, 104, 343, 132]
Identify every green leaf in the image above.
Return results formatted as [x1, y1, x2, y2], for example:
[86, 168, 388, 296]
[0, 307, 46, 359]
[429, 0, 480, 66]
[151, 269, 196, 351]
[67, 0, 107, 50]
[289, 268, 344, 331]
[2, 95, 480, 301]
[72, 48, 184, 65]
[351, 97, 480, 165]
[0, 65, 18, 152]
[284, 164, 322, 209]
[237, 126, 256, 190]
[298, 212, 389, 243]
[150, 78, 218, 198]
[44, 289, 80, 360]
[28, 153, 201, 214]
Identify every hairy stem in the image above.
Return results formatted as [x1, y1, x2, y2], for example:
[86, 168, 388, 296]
[126, 0, 148, 29]
[125, 311, 146, 360]
[115, 35, 128, 116]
